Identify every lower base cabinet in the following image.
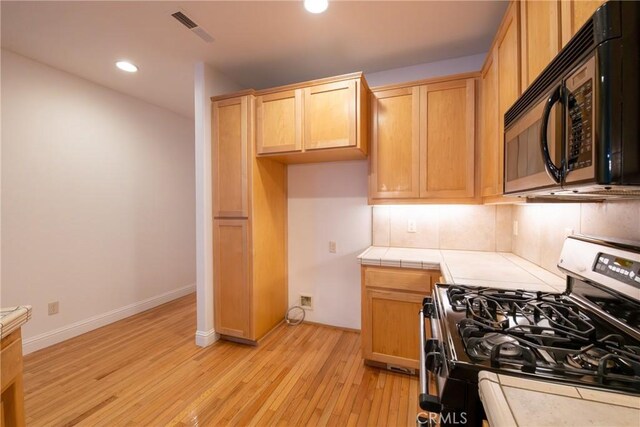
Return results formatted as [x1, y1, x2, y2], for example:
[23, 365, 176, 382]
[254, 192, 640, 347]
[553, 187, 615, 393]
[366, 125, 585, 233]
[361, 266, 439, 370]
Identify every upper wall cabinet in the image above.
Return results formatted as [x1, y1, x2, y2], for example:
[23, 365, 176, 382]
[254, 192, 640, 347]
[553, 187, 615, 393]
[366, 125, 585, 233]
[255, 73, 369, 164]
[255, 89, 302, 155]
[369, 75, 477, 204]
[420, 79, 475, 199]
[520, 0, 562, 89]
[480, 1, 521, 200]
[370, 87, 420, 199]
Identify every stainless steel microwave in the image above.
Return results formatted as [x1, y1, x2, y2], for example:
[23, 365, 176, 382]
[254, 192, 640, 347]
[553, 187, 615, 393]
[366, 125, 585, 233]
[503, 0, 640, 199]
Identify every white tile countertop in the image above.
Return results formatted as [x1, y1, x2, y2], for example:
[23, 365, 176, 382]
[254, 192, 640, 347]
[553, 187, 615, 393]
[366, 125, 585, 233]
[357, 246, 566, 292]
[478, 371, 640, 427]
[0, 305, 32, 339]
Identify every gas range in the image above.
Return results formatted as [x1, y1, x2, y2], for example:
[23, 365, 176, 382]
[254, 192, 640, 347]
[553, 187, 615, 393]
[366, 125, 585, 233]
[419, 235, 640, 426]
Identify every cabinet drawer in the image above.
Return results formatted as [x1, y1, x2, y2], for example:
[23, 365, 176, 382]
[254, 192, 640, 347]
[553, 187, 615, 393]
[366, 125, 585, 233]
[364, 266, 435, 293]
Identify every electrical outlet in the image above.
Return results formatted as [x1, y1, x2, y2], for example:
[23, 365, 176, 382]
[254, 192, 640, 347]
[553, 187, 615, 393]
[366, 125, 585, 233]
[407, 219, 417, 233]
[300, 294, 313, 310]
[329, 241, 336, 253]
[48, 301, 59, 315]
[513, 220, 519, 236]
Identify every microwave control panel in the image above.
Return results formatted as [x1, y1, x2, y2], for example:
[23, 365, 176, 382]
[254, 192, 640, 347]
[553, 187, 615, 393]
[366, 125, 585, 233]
[593, 252, 640, 287]
[567, 79, 593, 171]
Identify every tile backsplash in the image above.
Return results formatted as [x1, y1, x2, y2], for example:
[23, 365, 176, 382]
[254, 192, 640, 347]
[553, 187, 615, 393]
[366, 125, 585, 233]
[373, 200, 640, 279]
[512, 200, 640, 277]
[372, 205, 513, 252]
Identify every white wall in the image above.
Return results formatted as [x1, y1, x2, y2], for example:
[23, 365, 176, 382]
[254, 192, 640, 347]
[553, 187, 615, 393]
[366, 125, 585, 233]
[512, 201, 640, 277]
[193, 62, 243, 346]
[1, 50, 196, 353]
[287, 54, 486, 330]
[365, 53, 486, 87]
[288, 161, 371, 330]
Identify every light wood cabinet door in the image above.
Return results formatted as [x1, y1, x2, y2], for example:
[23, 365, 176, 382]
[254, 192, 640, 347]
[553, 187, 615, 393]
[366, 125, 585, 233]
[304, 80, 357, 150]
[419, 79, 475, 199]
[370, 87, 420, 199]
[213, 219, 252, 339]
[520, 0, 561, 89]
[212, 96, 250, 218]
[495, 1, 522, 195]
[256, 89, 302, 154]
[561, 0, 604, 46]
[363, 288, 427, 369]
[480, 52, 499, 197]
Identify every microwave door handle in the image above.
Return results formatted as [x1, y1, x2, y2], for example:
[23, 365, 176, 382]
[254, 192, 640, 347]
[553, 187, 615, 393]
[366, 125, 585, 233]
[540, 85, 564, 184]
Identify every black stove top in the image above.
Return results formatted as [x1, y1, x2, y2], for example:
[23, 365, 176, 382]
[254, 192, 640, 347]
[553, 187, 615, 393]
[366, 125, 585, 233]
[433, 284, 640, 393]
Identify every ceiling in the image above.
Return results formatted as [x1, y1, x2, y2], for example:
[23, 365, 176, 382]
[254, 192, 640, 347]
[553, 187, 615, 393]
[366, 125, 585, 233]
[1, 1, 507, 119]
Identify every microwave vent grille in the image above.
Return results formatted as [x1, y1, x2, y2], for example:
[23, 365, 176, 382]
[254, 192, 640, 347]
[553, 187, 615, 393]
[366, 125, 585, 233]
[504, 19, 595, 128]
[580, 190, 640, 196]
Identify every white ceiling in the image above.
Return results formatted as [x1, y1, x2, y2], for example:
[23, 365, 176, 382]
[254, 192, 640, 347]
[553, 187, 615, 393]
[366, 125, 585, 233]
[1, 1, 507, 119]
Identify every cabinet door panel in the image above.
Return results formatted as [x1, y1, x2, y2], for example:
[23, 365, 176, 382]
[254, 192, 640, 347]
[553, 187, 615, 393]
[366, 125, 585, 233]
[521, 0, 561, 89]
[212, 96, 249, 218]
[364, 288, 426, 369]
[496, 2, 521, 194]
[370, 87, 420, 199]
[561, 0, 604, 46]
[420, 79, 475, 198]
[481, 52, 499, 197]
[256, 90, 302, 154]
[213, 219, 251, 338]
[304, 80, 357, 150]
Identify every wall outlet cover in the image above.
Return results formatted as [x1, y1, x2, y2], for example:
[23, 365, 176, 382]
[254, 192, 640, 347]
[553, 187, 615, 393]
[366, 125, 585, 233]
[407, 219, 417, 233]
[329, 241, 336, 253]
[300, 294, 313, 310]
[48, 301, 59, 315]
[513, 220, 519, 236]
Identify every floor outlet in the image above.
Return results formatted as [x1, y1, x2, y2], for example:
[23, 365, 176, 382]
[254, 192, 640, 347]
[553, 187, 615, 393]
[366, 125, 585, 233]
[300, 294, 313, 310]
[48, 301, 59, 315]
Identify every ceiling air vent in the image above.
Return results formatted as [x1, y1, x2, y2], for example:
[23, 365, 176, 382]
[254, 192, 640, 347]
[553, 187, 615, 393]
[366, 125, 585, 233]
[171, 11, 214, 43]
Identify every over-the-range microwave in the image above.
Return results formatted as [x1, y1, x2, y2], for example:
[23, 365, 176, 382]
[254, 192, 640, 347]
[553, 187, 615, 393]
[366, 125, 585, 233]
[504, 0, 640, 200]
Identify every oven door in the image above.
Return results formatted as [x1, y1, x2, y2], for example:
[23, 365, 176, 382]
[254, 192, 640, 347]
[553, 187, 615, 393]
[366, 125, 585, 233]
[504, 90, 564, 195]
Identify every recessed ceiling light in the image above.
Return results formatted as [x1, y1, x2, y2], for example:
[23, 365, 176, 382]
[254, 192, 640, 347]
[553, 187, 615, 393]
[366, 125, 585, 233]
[304, 0, 328, 14]
[115, 61, 138, 73]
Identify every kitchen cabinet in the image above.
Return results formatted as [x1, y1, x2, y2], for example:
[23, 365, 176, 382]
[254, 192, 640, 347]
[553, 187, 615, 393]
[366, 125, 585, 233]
[370, 87, 420, 199]
[255, 89, 302, 155]
[561, 0, 605, 46]
[480, 1, 521, 199]
[211, 92, 288, 343]
[369, 75, 477, 204]
[420, 79, 475, 199]
[361, 266, 440, 370]
[520, 0, 562, 89]
[255, 72, 369, 164]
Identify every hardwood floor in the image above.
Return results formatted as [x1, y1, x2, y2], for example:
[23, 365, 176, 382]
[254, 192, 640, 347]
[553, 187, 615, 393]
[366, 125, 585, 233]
[23, 293, 421, 426]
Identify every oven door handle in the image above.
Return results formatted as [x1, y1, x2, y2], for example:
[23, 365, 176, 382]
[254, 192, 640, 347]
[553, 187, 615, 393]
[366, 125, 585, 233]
[419, 308, 442, 413]
[540, 84, 565, 184]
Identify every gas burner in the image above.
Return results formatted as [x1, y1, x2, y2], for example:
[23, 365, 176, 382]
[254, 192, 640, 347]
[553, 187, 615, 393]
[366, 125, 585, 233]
[567, 347, 616, 370]
[480, 333, 522, 358]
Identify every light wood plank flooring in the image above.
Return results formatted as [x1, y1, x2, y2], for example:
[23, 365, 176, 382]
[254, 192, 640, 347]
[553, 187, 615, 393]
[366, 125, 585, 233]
[24, 293, 420, 426]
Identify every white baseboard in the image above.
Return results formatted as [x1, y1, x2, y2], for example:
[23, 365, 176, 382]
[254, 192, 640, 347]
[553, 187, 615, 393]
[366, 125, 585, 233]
[23, 284, 196, 355]
[194, 328, 219, 347]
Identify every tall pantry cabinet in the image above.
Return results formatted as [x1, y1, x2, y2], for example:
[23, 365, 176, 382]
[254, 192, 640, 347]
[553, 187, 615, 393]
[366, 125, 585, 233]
[211, 91, 288, 343]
